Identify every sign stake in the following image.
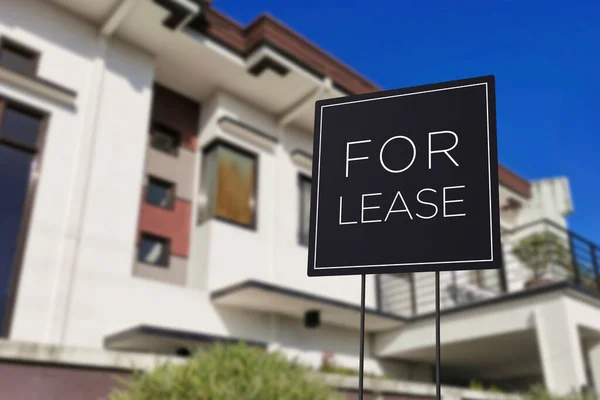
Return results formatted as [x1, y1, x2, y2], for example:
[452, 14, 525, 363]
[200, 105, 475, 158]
[307, 75, 500, 400]
[435, 270, 441, 400]
[359, 273, 366, 399]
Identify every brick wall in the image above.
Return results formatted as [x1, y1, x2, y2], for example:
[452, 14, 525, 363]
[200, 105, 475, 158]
[0, 361, 131, 400]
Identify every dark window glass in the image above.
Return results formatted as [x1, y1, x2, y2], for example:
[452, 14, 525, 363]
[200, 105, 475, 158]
[0, 106, 41, 149]
[150, 124, 180, 155]
[0, 144, 34, 330]
[299, 176, 311, 245]
[146, 177, 174, 208]
[199, 143, 257, 228]
[138, 234, 170, 267]
[0, 41, 37, 75]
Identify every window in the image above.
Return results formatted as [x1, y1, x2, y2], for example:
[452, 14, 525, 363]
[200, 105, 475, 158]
[199, 141, 257, 229]
[138, 233, 170, 267]
[0, 98, 45, 336]
[150, 123, 180, 155]
[299, 175, 311, 245]
[146, 176, 174, 209]
[0, 38, 38, 75]
[0, 105, 42, 149]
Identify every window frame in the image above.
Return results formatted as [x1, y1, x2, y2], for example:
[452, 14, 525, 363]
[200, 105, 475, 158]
[145, 175, 176, 210]
[138, 232, 171, 268]
[0, 100, 46, 153]
[149, 121, 181, 157]
[0, 37, 40, 76]
[298, 174, 312, 246]
[198, 139, 259, 231]
[0, 96, 48, 338]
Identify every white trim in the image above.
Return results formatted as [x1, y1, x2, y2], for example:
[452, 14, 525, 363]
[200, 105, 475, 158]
[0, 66, 76, 106]
[101, 0, 140, 36]
[291, 152, 312, 172]
[0, 339, 183, 371]
[217, 118, 277, 153]
[246, 46, 323, 88]
[279, 77, 332, 128]
[321, 374, 521, 400]
[314, 82, 494, 270]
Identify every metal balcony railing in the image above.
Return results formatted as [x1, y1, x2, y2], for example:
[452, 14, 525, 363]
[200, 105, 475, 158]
[376, 218, 600, 317]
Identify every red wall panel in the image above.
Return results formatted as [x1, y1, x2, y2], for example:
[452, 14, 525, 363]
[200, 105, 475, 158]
[138, 190, 192, 258]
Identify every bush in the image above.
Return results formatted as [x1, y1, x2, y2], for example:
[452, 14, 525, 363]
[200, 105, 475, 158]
[523, 385, 594, 400]
[319, 351, 387, 379]
[512, 232, 571, 278]
[109, 342, 343, 400]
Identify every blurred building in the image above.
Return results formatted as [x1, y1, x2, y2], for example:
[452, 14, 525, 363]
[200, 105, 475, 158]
[0, 0, 599, 398]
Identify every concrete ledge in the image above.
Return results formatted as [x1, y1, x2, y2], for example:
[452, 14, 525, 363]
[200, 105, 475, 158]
[217, 116, 278, 152]
[0, 339, 521, 399]
[0, 339, 183, 371]
[320, 374, 521, 400]
[291, 149, 312, 172]
[0, 65, 76, 106]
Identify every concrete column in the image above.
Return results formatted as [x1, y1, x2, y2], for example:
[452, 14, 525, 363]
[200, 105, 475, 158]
[535, 299, 587, 395]
[587, 339, 600, 396]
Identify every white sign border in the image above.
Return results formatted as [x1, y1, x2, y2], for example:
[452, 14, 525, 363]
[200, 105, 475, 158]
[313, 82, 493, 270]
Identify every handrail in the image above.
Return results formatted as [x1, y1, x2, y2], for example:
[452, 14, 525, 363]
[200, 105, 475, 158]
[377, 217, 600, 317]
[505, 217, 596, 247]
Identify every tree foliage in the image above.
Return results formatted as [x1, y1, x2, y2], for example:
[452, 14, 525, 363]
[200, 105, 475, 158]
[109, 342, 342, 400]
[512, 232, 571, 278]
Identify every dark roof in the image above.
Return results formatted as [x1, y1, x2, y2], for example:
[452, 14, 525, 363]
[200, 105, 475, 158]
[104, 325, 267, 349]
[191, 5, 532, 198]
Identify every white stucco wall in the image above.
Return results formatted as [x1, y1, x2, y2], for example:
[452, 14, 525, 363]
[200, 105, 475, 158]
[534, 295, 588, 395]
[191, 91, 378, 308]
[4, 2, 593, 394]
[0, 0, 107, 343]
[519, 177, 573, 228]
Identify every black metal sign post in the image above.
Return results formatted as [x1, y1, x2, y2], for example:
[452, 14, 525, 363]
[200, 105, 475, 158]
[436, 271, 441, 400]
[359, 272, 440, 400]
[307, 76, 501, 400]
[359, 274, 366, 398]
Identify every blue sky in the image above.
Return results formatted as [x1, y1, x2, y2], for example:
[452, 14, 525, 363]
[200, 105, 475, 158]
[217, 0, 600, 243]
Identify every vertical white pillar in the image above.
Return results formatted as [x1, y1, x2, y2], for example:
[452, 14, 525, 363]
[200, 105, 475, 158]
[535, 299, 587, 395]
[587, 339, 600, 397]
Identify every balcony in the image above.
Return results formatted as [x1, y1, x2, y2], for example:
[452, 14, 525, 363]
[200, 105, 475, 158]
[377, 218, 600, 317]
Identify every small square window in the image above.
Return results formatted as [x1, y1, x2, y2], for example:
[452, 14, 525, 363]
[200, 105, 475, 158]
[299, 175, 311, 246]
[0, 105, 42, 150]
[146, 176, 175, 209]
[138, 233, 170, 267]
[0, 39, 38, 75]
[150, 123, 180, 155]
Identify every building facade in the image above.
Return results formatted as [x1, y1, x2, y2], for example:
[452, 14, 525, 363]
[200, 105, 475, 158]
[0, 0, 599, 397]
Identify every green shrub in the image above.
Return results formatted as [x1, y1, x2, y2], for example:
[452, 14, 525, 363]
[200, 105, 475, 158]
[524, 385, 594, 400]
[512, 232, 571, 278]
[487, 385, 503, 393]
[469, 380, 485, 391]
[319, 362, 387, 379]
[468, 380, 504, 393]
[110, 342, 342, 400]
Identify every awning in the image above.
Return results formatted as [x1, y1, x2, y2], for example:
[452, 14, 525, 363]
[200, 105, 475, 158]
[211, 280, 406, 332]
[104, 325, 266, 355]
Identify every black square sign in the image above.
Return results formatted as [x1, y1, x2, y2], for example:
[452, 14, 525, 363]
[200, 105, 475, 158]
[307, 76, 502, 277]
